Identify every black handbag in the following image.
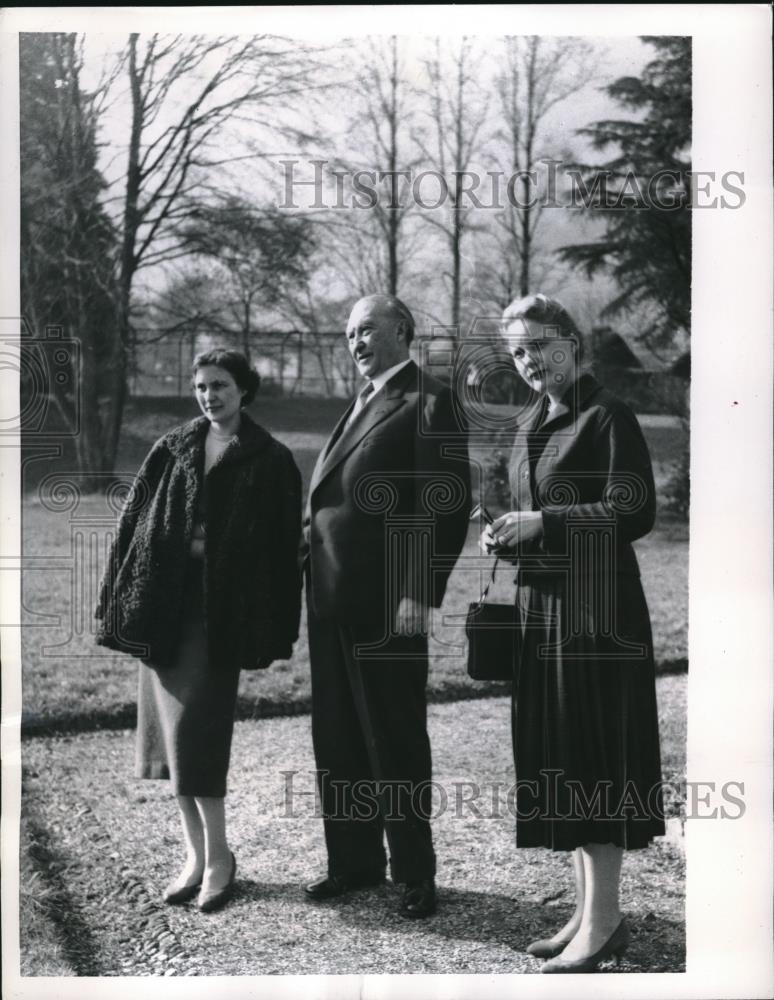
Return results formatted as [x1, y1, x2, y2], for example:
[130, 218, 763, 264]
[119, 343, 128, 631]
[465, 559, 520, 682]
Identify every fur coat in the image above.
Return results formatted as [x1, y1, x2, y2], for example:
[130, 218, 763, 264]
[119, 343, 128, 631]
[95, 413, 302, 671]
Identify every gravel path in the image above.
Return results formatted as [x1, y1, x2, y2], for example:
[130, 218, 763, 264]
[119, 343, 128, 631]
[21, 696, 685, 977]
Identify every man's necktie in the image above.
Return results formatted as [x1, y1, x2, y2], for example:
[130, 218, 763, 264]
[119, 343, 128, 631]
[345, 380, 375, 428]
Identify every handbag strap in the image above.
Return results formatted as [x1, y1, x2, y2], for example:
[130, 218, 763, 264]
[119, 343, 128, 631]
[473, 558, 500, 610]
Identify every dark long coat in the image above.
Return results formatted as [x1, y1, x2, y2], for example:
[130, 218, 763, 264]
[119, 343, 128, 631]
[509, 371, 657, 585]
[507, 372, 665, 850]
[96, 413, 302, 671]
[301, 360, 471, 882]
[302, 360, 471, 625]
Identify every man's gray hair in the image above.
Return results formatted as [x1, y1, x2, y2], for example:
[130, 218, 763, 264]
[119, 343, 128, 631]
[359, 294, 416, 345]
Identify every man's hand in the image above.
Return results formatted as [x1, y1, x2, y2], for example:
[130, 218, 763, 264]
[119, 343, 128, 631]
[395, 597, 429, 636]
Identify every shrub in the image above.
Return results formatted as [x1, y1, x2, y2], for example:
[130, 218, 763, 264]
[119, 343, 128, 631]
[662, 443, 690, 519]
[483, 449, 512, 513]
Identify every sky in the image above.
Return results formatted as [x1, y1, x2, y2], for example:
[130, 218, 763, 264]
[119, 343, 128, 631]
[81, 32, 651, 202]
[3, 11, 773, 996]
[70, 31, 655, 337]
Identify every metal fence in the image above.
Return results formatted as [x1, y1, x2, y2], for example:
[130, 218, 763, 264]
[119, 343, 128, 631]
[127, 326, 687, 415]
[128, 329, 361, 399]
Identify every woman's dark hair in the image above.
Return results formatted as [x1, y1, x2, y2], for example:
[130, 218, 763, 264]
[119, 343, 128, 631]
[192, 349, 261, 406]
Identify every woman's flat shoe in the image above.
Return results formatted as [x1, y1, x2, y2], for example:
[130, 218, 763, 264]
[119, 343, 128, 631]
[540, 918, 630, 974]
[197, 853, 237, 913]
[526, 937, 569, 959]
[162, 879, 201, 905]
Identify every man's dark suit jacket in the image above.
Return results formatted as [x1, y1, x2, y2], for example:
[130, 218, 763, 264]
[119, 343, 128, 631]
[303, 361, 470, 626]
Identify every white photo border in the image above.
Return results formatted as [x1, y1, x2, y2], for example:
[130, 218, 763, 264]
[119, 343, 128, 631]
[1, 5, 772, 999]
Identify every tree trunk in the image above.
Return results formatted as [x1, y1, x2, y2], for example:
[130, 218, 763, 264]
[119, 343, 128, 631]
[451, 170, 462, 330]
[242, 300, 252, 363]
[102, 334, 127, 476]
[61, 45, 116, 491]
[520, 184, 531, 297]
[451, 218, 461, 330]
[70, 271, 105, 489]
[105, 33, 142, 473]
[387, 36, 399, 296]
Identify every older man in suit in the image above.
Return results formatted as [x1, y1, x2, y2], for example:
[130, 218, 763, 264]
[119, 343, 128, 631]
[301, 294, 470, 919]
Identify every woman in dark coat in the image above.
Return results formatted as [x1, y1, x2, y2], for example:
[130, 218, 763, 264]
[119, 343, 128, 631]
[481, 294, 665, 972]
[96, 349, 302, 913]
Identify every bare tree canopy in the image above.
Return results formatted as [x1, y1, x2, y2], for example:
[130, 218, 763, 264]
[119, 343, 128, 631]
[416, 37, 489, 331]
[105, 32, 327, 467]
[171, 196, 316, 360]
[489, 35, 599, 304]
[20, 31, 690, 480]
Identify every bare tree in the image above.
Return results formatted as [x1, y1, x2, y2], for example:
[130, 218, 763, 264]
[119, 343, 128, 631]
[489, 36, 598, 303]
[416, 37, 489, 332]
[350, 35, 419, 295]
[104, 32, 323, 467]
[311, 215, 390, 301]
[373, 36, 407, 296]
[135, 268, 227, 395]
[273, 267, 355, 396]
[178, 196, 315, 361]
[300, 35, 422, 305]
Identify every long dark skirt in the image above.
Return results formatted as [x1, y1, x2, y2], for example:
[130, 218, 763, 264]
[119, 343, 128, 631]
[512, 572, 665, 851]
[135, 557, 241, 798]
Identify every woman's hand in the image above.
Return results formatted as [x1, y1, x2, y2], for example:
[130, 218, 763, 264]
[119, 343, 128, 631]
[395, 596, 428, 636]
[480, 523, 500, 554]
[484, 511, 543, 550]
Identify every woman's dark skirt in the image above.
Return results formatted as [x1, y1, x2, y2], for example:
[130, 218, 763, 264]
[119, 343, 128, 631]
[135, 557, 240, 798]
[512, 572, 665, 851]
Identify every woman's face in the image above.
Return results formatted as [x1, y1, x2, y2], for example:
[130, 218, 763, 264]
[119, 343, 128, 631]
[194, 365, 246, 424]
[504, 316, 578, 397]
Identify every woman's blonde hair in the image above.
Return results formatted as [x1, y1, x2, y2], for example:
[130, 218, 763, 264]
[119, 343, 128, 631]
[502, 293, 585, 362]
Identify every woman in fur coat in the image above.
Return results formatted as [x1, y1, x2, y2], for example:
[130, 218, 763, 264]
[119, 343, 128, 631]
[96, 348, 302, 913]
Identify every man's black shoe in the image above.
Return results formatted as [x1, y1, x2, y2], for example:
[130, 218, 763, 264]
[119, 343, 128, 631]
[400, 878, 437, 919]
[303, 870, 386, 901]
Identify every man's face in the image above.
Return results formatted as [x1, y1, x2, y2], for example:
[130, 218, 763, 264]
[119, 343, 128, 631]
[346, 298, 408, 379]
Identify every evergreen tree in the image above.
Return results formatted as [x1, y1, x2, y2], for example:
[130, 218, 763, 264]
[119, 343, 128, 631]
[558, 36, 691, 354]
[20, 33, 120, 486]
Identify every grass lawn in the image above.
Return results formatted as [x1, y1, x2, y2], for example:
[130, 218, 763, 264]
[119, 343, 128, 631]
[22, 395, 349, 499]
[22, 395, 686, 499]
[20, 496, 687, 737]
[19, 395, 688, 732]
[15, 395, 688, 976]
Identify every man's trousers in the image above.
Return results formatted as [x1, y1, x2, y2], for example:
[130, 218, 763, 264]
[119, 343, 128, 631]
[307, 601, 436, 884]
